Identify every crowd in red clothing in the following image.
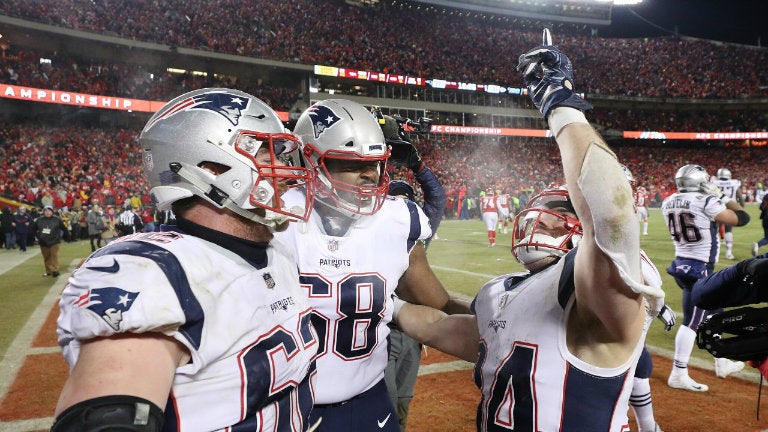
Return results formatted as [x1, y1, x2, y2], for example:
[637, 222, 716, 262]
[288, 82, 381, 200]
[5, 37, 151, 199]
[412, 138, 768, 213]
[0, 123, 149, 211]
[2, 119, 766, 220]
[2, 0, 768, 100]
[2, 0, 767, 216]
[0, 49, 300, 111]
[3, 46, 766, 135]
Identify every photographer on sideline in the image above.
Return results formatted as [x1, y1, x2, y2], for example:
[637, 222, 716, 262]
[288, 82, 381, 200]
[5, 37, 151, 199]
[33, 206, 66, 277]
[693, 255, 768, 378]
[377, 110, 447, 431]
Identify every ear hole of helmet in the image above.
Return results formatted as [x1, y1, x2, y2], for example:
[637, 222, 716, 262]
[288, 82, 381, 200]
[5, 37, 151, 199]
[198, 161, 231, 175]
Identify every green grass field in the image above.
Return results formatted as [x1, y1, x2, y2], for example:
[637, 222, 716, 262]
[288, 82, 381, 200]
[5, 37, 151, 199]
[425, 203, 764, 356]
[1, 203, 763, 362]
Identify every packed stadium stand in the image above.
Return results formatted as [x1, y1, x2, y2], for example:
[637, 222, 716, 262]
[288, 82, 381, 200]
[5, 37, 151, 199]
[1, 0, 767, 214]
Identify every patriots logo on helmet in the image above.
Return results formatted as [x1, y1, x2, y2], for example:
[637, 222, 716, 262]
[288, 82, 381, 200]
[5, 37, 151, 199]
[307, 104, 341, 138]
[74, 287, 139, 331]
[147, 91, 251, 129]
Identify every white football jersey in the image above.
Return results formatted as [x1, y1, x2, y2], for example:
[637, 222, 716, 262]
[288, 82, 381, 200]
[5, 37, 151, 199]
[472, 251, 652, 432]
[661, 191, 726, 264]
[277, 190, 431, 404]
[712, 177, 741, 201]
[58, 229, 317, 431]
[496, 194, 510, 210]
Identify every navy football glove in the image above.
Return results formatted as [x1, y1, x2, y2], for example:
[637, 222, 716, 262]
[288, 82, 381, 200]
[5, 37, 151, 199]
[516, 29, 592, 118]
[389, 140, 423, 172]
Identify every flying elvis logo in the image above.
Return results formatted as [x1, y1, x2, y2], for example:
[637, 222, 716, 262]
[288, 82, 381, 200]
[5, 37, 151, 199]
[307, 104, 341, 138]
[74, 287, 139, 331]
[146, 91, 252, 129]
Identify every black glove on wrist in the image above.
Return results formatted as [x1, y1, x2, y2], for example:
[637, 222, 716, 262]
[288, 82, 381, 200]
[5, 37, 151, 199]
[516, 29, 592, 118]
[388, 140, 423, 172]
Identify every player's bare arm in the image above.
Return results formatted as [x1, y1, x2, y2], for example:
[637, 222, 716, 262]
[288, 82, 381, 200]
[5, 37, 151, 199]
[395, 241, 471, 314]
[394, 302, 479, 363]
[55, 333, 189, 416]
[518, 29, 658, 365]
[558, 129, 645, 322]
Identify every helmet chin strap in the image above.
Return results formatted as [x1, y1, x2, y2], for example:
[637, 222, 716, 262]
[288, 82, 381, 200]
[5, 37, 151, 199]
[172, 163, 287, 231]
[315, 192, 362, 221]
[221, 199, 285, 231]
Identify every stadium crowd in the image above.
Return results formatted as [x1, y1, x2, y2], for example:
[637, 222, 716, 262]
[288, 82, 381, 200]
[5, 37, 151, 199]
[2, 0, 768, 99]
[2, 121, 766, 228]
[0, 49, 301, 111]
[2, 0, 768, 223]
[3, 46, 767, 134]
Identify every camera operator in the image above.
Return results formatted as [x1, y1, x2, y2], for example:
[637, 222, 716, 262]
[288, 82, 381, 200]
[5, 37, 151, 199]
[377, 109, 447, 431]
[693, 254, 768, 378]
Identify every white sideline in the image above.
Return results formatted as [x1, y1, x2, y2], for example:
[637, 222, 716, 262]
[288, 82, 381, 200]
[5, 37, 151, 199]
[0, 249, 39, 276]
[0, 258, 72, 432]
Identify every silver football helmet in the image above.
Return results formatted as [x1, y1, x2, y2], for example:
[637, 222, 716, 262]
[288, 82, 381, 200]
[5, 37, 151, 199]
[138, 88, 314, 230]
[674, 164, 710, 193]
[511, 186, 583, 269]
[716, 168, 732, 180]
[293, 99, 391, 217]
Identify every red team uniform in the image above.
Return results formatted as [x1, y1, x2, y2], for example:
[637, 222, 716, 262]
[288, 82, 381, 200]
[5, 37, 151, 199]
[481, 189, 499, 247]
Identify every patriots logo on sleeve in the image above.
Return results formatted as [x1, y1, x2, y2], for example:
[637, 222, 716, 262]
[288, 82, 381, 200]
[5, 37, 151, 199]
[146, 91, 252, 129]
[74, 287, 140, 331]
[307, 104, 341, 138]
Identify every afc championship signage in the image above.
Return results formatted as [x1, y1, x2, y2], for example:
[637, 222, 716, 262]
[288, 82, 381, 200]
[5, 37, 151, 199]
[2, 83, 162, 112]
[4, 83, 765, 141]
[0, 84, 290, 122]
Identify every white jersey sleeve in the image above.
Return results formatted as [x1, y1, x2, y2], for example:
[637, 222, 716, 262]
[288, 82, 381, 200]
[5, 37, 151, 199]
[58, 231, 318, 431]
[640, 250, 665, 316]
[277, 191, 430, 404]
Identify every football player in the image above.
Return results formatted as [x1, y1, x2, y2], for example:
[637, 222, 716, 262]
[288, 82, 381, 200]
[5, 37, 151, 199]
[712, 168, 743, 259]
[622, 164, 676, 432]
[393, 30, 664, 430]
[662, 164, 750, 392]
[378, 111, 448, 431]
[495, 188, 511, 234]
[277, 99, 469, 432]
[480, 187, 499, 247]
[623, 167, 650, 236]
[52, 88, 318, 432]
[692, 255, 768, 379]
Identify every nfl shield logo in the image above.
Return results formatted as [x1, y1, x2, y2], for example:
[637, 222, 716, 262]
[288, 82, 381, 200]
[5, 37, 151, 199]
[328, 240, 338, 252]
[263, 272, 276, 289]
[144, 152, 154, 171]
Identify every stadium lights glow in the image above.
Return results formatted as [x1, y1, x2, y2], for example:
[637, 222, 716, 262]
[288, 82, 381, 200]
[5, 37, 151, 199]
[166, 67, 207, 77]
[593, 0, 643, 4]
